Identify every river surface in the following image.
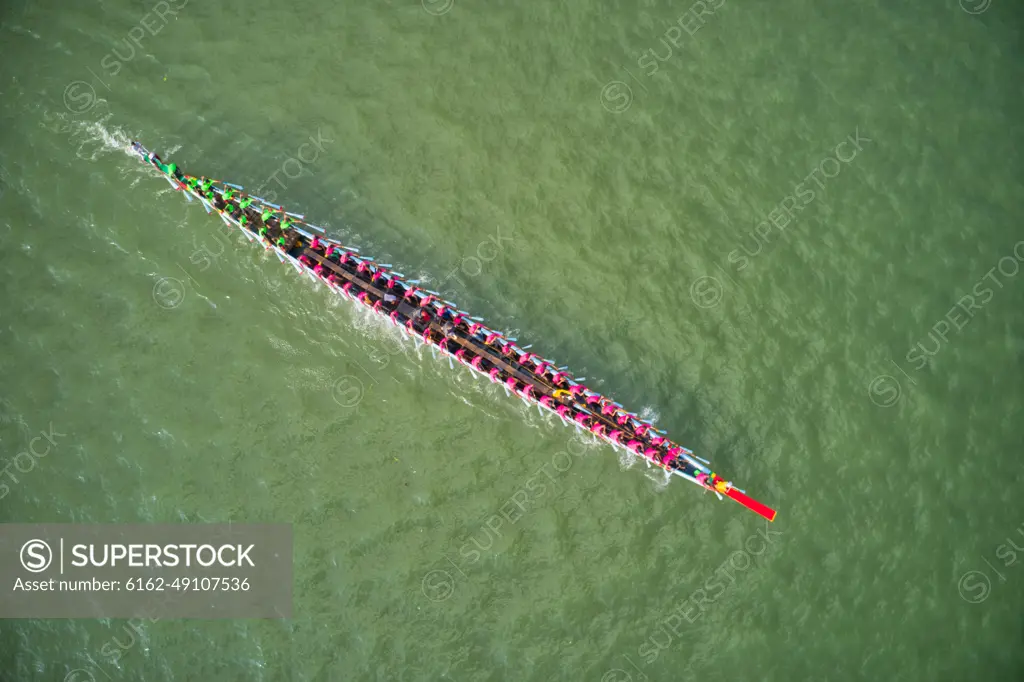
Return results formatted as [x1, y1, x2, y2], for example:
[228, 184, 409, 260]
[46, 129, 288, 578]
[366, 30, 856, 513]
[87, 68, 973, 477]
[1, 0, 1022, 680]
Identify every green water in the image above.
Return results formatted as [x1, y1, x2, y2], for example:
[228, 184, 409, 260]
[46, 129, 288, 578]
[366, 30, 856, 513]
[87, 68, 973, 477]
[2, 0, 1023, 680]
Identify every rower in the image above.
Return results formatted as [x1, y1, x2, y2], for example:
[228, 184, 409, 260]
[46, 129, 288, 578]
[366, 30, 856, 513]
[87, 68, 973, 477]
[711, 474, 732, 494]
[695, 472, 710, 486]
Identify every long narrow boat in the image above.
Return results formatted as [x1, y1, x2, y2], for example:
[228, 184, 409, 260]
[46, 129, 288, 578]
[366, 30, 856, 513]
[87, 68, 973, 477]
[128, 141, 777, 522]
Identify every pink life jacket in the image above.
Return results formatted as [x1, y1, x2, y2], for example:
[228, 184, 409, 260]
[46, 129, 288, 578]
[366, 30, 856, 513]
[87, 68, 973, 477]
[616, 413, 629, 426]
[438, 339, 449, 353]
[556, 405, 570, 419]
[313, 263, 324, 275]
[298, 255, 311, 265]
[325, 245, 335, 257]
[451, 314, 465, 325]
[635, 423, 651, 437]
[471, 356, 484, 370]
[485, 333, 500, 345]
[569, 384, 584, 396]
[373, 300, 383, 313]
[552, 372, 566, 384]
[405, 319, 415, 332]
[371, 270, 384, 283]
[590, 422, 606, 436]
[626, 440, 642, 453]
[505, 377, 518, 391]
[404, 287, 420, 300]
[586, 394, 601, 405]
[387, 277, 396, 289]
[501, 342, 512, 355]
[602, 403, 616, 416]
[455, 349, 467, 362]
[539, 395, 553, 408]
[357, 262, 369, 274]
[643, 447, 658, 461]
[421, 329, 431, 343]
[651, 436, 666, 446]
[420, 295, 435, 308]
[311, 237, 321, 250]
[342, 282, 353, 296]
[521, 384, 535, 399]
[340, 251, 352, 264]
[695, 472, 709, 485]
[358, 292, 370, 304]
[390, 311, 400, 324]
[469, 323, 482, 335]
[573, 412, 588, 425]
[667, 447, 682, 458]
[489, 368, 501, 382]
[660, 452, 674, 466]
[608, 430, 623, 442]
